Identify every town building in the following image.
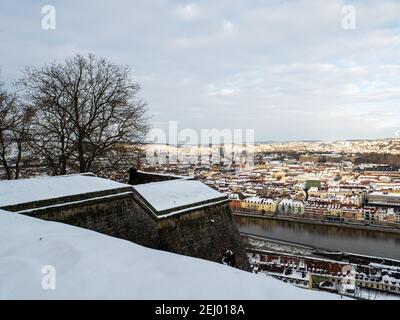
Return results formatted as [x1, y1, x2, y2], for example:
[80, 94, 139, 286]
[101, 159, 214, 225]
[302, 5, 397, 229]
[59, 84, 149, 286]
[278, 199, 305, 215]
[241, 197, 277, 213]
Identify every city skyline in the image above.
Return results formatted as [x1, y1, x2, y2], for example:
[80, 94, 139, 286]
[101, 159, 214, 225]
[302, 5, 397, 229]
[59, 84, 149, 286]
[1, 0, 400, 141]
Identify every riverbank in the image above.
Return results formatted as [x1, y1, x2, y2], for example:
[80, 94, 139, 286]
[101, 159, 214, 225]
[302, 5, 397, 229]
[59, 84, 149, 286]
[236, 214, 400, 260]
[241, 233, 400, 266]
[244, 237, 400, 300]
[233, 211, 400, 235]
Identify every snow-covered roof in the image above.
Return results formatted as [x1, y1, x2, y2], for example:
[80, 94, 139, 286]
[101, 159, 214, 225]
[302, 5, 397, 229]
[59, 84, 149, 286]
[133, 180, 227, 214]
[0, 174, 131, 208]
[279, 199, 304, 207]
[244, 197, 276, 205]
[0, 210, 345, 300]
[228, 193, 240, 200]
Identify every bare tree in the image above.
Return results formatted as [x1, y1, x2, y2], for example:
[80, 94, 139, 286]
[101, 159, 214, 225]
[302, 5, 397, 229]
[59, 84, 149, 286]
[0, 81, 33, 179]
[19, 54, 149, 175]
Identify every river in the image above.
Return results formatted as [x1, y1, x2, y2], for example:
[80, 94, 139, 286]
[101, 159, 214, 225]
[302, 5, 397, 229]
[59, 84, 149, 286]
[235, 216, 400, 260]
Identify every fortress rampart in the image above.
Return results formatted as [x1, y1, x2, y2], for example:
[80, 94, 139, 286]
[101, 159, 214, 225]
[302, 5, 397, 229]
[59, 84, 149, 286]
[1, 173, 250, 270]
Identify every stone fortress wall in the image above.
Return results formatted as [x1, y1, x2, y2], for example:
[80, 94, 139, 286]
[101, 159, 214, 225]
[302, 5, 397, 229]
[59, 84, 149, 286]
[2, 172, 250, 271]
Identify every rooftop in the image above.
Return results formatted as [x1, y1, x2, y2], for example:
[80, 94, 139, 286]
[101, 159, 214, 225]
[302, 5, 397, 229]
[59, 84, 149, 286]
[244, 197, 275, 204]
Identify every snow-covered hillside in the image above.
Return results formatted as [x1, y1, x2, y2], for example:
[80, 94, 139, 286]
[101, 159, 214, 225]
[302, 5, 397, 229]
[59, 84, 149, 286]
[0, 210, 344, 300]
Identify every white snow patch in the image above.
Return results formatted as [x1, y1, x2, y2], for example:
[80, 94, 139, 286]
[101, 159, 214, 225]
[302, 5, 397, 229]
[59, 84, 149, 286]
[0, 210, 344, 300]
[0, 175, 130, 207]
[133, 180, 226, 212]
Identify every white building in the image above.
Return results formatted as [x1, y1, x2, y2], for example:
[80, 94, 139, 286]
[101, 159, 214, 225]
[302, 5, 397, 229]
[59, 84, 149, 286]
[278, 199, 305, 215]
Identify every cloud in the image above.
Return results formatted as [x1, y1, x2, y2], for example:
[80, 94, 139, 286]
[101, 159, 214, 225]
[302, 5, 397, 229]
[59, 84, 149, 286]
[222, 20, 234, 32]
[208, 84, 237, 97]
[1, 0, 400, 140]
[174, 3, 201, 21]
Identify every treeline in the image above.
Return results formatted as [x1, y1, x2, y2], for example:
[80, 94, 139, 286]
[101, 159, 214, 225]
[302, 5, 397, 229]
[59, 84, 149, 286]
[354, 153, 400, 166]
[0, 54, 149, 180]
[260, 151, 400, 166]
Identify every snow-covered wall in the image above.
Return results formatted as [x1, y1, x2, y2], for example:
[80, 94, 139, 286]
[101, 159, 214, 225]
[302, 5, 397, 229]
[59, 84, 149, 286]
[19, 191, 161, 250]
[16, 190, 249, 270]
[158, 202, 250, 270]
[0, 175, 132, 212]
[0, 175, 249, 270]
[133, 179, 227, 215]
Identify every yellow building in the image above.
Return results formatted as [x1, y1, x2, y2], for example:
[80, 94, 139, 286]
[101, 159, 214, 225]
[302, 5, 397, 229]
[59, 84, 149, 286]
[241, 197, 277, 213]
[355, 210, 365, 221]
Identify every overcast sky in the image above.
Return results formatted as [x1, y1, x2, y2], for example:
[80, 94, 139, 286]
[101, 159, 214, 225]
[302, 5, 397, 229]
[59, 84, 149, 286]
[1, 0, 400, 141]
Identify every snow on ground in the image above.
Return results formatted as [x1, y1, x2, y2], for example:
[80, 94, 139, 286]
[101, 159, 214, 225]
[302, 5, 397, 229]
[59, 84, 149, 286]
[0, 210, 344, 300]
[133, 179, 226, 212]
[0, 174, 130, 208]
